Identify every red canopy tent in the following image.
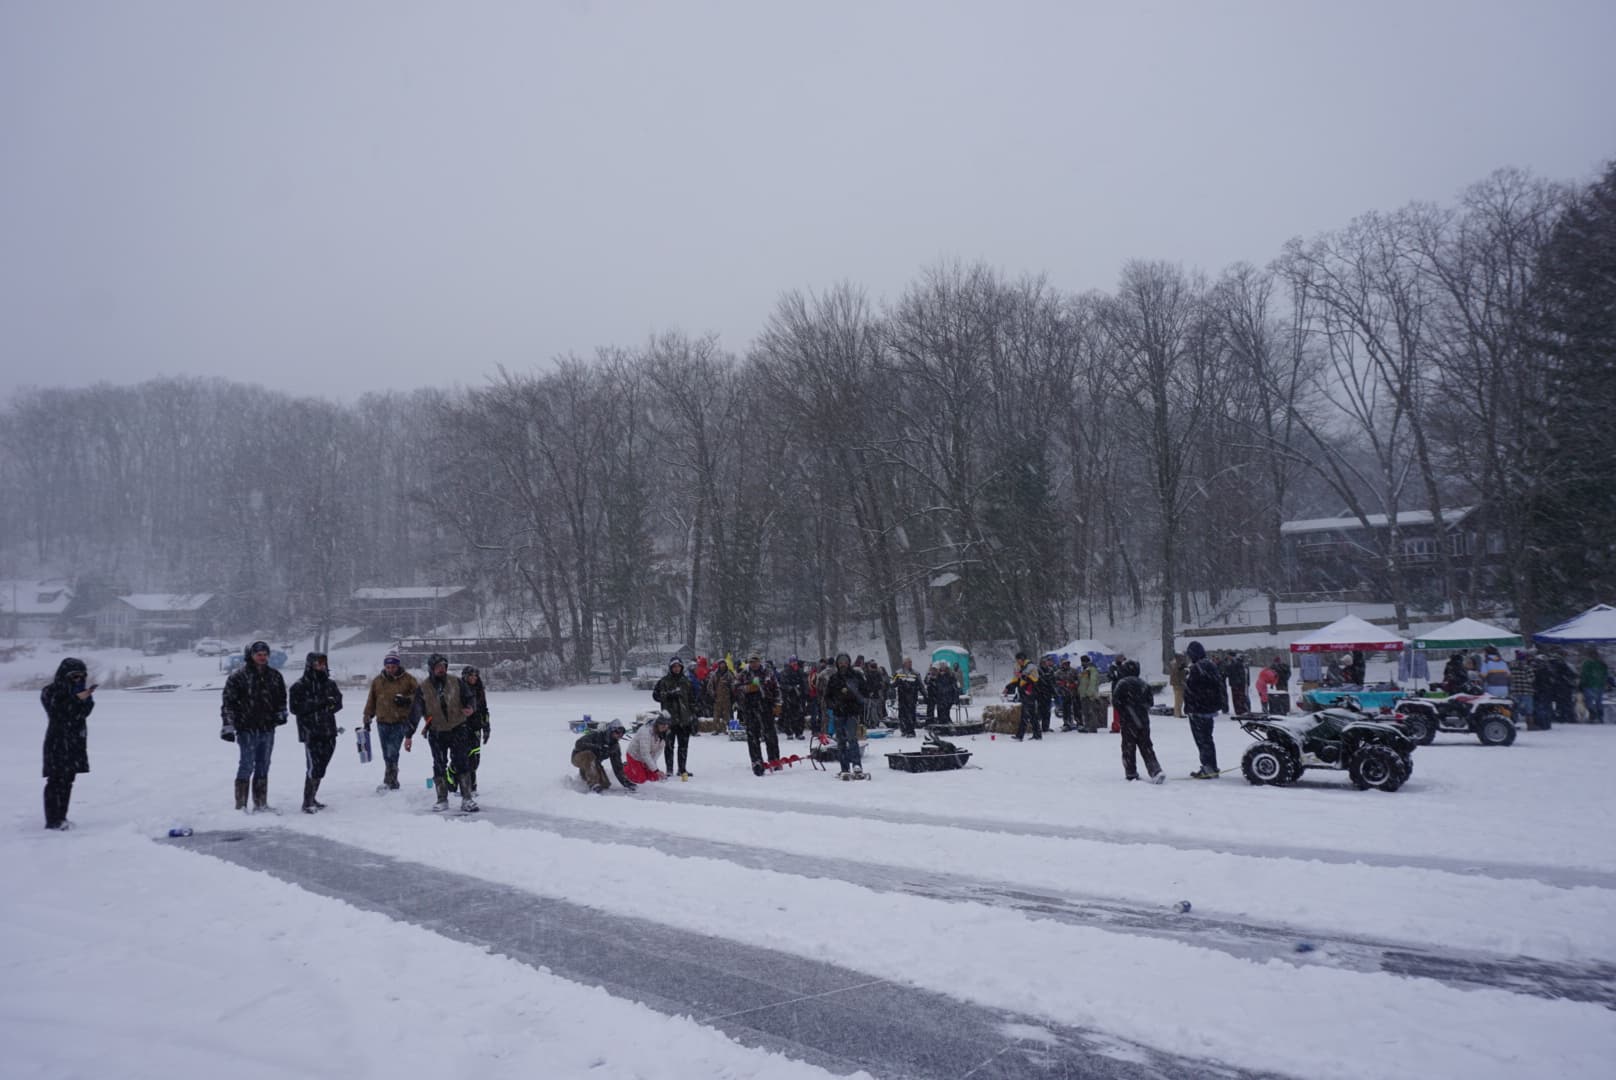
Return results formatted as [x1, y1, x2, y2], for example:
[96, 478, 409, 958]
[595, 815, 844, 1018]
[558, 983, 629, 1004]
[1289, 615, 1409, 654]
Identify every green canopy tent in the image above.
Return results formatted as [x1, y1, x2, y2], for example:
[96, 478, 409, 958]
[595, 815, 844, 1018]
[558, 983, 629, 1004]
[1412, 618, 1524, 651]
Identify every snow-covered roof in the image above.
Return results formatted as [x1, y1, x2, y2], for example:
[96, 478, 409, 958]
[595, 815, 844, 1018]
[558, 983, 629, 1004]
[118, 593, 215, 612]
[1534, 604, 1616, 645]
[1413, 618, 1523, 650]
[1289, 615, 1408, 653]
[352, 587, 467, 601]
[1281, 506, 1475, 535]
[0, 580, 73, 615]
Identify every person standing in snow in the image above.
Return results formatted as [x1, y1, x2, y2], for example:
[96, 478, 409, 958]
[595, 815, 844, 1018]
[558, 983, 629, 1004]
[1005, 652, 1042, 741]
[1077, 654, 1105, 733]
[708, 662, 735, 733]
[1508, 650, 1537, 727]
[221, 640, 289, 811]
[1113, 660, 1164, 783]
[892, 657, 924, 737]
[1183, 640, 1224, 778]
[460, 666, 491, 796]
[778, 656, 809, 740]
[362, 652, 418, 792]
[862, 659, 889, 730]
[926, 661, 959, 727]
[289, 651, 343, 814]
[41, 657, 94, 830]
[415, 653, 477, 812]
[825, 653, 868, 778]
[1223, 651, 1251, 715]
[622, 714, 671, 783]
[735, 654, 782, 775]
[1255, 660, 1279, 712]
[572, 719, 635, 792]
[1052, 657, 1079, 732]
[1168, 652, 1188, 718]
[1580, 647, 1608, 723]
[653, 657, 696, 779]
[1034, 655, 1057, 733]
[1479, 647, 1511, 697]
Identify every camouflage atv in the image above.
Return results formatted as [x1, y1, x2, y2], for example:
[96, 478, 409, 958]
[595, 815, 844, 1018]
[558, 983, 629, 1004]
[1238, 708, 1416, 792]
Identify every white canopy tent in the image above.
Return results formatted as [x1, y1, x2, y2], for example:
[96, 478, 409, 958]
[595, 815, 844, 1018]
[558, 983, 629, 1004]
[1289, 615, 1409, 654]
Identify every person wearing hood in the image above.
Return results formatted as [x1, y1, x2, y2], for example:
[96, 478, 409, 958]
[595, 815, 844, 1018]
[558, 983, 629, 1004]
[415, 653, 477, 812]
[362, 652, 419, 791]
[41, 657, 95, 830]
[461, 666, 491, 797]
[824, 653, 869, 778]
[289, 651, 344, 813]
[222, 641, 289, 811]
[623, 713, 672, 783]
[572, 719, 635, 793]
[1113, 660, 1165, 783]
[653, 657, 696, 779]
[1183, 641, 1224, 779]
[925, 661, 960, 727]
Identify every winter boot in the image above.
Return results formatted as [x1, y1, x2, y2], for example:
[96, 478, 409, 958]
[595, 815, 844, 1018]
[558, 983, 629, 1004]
[432, 776, 449, 811]
[310, 778, 326, 810]
[234, 779, 249, 811]
[302, 778, 318, 813]
[752, 761, 767, 777]
[251, 777, 275, 813]
[460, 790, 479, 813]
[839, 770, 852, 781]
[383, 763, 399, 790]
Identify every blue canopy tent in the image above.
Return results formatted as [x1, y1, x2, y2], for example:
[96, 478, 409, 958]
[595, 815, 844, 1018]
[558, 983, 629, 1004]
[1534, 604, 1616, 645]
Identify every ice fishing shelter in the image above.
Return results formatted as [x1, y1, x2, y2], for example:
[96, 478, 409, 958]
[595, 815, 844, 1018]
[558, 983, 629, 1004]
[1289, 615, 1408, 684]
[930, 643, 972, 688]
[1533, 604, 1616, 645]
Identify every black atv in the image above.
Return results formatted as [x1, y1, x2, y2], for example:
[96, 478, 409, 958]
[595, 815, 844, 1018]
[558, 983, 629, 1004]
[1389, 691, 1517, 747]
[1238, 708, 1416, 792]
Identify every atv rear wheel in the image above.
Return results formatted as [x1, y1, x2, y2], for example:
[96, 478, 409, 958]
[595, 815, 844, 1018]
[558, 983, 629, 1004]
[1399, 712, 1437, 745]
[1348, 745, 1407, 791]
[1241, 742, 1296, 786]
[1475, 713, 1516, 747]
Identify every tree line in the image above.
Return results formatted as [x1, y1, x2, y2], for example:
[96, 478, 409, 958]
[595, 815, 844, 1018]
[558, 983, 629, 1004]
[2, 159, 1611, 676]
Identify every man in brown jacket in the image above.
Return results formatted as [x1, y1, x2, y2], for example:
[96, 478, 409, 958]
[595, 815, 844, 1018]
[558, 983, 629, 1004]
[362, 652, 418, 792]
[416, 653, 478, 812]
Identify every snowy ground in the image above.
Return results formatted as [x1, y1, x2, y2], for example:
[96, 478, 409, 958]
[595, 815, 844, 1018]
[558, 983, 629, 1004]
[5, 645, 1616, 1079]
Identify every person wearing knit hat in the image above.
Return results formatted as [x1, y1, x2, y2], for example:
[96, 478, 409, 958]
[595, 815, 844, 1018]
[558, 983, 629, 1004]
[362, 652, 418, 792]
[460, 665, 491, 797]
[652, 657, 696, 779]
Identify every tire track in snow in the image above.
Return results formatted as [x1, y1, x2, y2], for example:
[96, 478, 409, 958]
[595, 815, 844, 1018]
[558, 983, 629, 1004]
[168, 829, 1281, 1080]
[639, 786, 1616, 890]
[441, 805, 1616, 1010]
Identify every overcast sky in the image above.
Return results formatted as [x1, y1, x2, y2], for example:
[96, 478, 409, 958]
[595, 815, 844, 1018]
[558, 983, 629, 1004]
[2, 0, 1612, 400]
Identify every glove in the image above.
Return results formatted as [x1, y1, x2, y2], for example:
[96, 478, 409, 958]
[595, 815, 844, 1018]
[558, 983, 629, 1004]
[482, 724, 491, 744]
[220, 722, 236, 743]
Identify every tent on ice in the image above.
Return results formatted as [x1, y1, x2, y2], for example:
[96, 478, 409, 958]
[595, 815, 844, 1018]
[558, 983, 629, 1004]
[1289, 615, 1409, 685]
[1413, 618, 1524, 651]
[1533, 604, 1616, 645]
[1048, 638, 1117, 669]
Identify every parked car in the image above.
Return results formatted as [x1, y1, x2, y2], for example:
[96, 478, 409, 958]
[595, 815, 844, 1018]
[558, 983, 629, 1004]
[141, 637, 174, 656]
[193, 638, 233, 657]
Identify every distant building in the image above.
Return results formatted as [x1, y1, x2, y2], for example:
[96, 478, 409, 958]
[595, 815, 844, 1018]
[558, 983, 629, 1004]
[1279, 507, 1502, 600]
[350, 586, 476, 636]
[0, 579, 74, 638]
[94, 593, 221, 649]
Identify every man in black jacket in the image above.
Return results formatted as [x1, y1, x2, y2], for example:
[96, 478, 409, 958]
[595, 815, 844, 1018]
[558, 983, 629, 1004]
[734, 654, 782, 776]
[572, 720, 635, 793]
[222, 641, 289, 811]
[825, 653, 869, 778]
[652, 657, 696, 779]
[41, 657, 95, 829]
[1183, 640, 1224, 779]
[1223, 651, 1251, 716]
[1113, 660, 1165, 783]
[925, 662, 960, 727]
[778, 657, 809, 740]
[289, 651, 343, 813]
[891, 658, 923, 737]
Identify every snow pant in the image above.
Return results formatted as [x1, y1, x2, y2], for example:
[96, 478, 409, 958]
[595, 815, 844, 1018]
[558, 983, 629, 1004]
[1512, 693, 1534, 728]
[1535, 695, 1553, 730]
[235, 728, 275, 782]
[933, 701, 953, 727]
[377, 721, 408, 765]
[427, 725, 472, 791]
[623, 756, 663, 783]
[1584, 688, 1605, 723]
[743, 709, 781, 767]
[1081, 698, 1105, 733]
[464, 724, 483, 791]
[43, 769, 75, 827]
[1188, 713, 1219, 772]
[663, 725, 692, 775]
[897, 697, 918, 736]
[833, 712, 862, 771]
[1230, 686, 1251, 716]
[1551, 691, 1575, 727]
[1120, 715, 1162, 780]
[1014, 702, 1041, 740]
[303, 736, 336, 781]
[1037, 697, 1053, 733]
[572, 750, 609, 789]
[1058, 695, 1076, 730]
[781, 698, 805, 738]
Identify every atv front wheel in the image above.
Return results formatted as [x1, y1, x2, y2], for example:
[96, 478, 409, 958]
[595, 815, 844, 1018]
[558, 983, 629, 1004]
[1348, 745, 1408, 791]
[1400, 712, 1437, 745]
[1241, 742, 1296, 786]
[1475, 714, 1516, 747]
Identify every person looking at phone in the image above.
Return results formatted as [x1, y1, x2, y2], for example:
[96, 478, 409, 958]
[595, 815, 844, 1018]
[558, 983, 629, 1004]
[41, 657, 96, 830]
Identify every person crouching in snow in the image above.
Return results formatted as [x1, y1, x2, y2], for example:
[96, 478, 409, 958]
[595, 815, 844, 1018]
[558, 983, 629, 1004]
[289, 651, 343, 813]
[1113, 660, 1165, 783]
[623, 714, 671, 783]
[572, 719, 635, 793]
